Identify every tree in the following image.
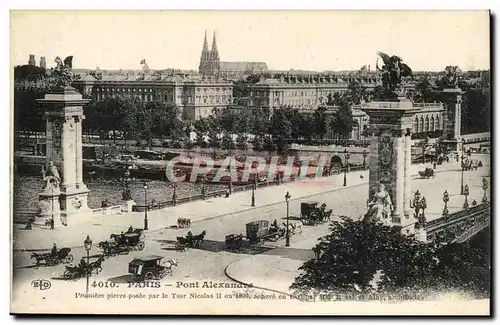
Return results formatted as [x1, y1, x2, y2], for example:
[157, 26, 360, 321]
[412, 76, 438, 103]
[193, 118, 208, 148]
[291, 217, 490, 299]
[313, 106, 328, 141]
[269, 108, 292, 153]
[236, 133, 248, 150]
[330, 97, 355, 139]
[251, 108, 271, 138]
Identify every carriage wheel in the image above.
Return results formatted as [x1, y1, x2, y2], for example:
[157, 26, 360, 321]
[63, 270, 72, 280]
[145, 272, 154, 280]
[184, 243, 190, 252]
[137, 241, 145, 251]
[52, 259, 60, 266]
[64, 254, 74, 263]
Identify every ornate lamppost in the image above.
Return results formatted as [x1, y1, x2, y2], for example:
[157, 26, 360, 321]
[285, 191, 291, 247]
[172, 168, 180, 206]
[343, 149, 350, 187]
[410, 190, 427, 228]
[50, 187, 55, 230]
[362, 149, 368, 170]
[84, 235, 92, 294]
[201, 175, 206, 200]
[251, 171, 256, 207]
[463, 184, 469, 210]
[143, 182, 149, 230]
[482, 178, 488, 203]
[121, 167, 133, 201]
[442, 190, 449, 218]
[460, 139, 465, 195]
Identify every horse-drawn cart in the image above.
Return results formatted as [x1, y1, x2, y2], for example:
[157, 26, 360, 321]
[301, 202, 332, 225]
[128, 255, 178, 281]
[63, 255, 104, 280]
[245, 220, 284, 244]
[31, 248, 74, 268]
[418, 167, 435, 179]
[225, 234, 244, 250]
[175, 230, 207, 251]
[177, 218, 191, 228]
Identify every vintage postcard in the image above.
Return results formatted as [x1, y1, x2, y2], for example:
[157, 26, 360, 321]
[10, 10, 491, 315]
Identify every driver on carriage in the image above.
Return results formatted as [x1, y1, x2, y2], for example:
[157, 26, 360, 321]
[79, 257, 87, 268]
[51, 243, 58, 257]
[128, 226, 133, 233]
[271, 219, 279, 232]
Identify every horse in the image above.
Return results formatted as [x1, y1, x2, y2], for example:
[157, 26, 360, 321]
[290, 221, 304, 234]
[31, 252, 50, 268]
[322, 209, 333, 223]
[191, 230, 207, 248]
[161, 259, 179, 276]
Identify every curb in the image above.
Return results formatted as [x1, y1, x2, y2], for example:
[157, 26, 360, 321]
[13, 166, 464, 251]
[224, 258, 293, 299]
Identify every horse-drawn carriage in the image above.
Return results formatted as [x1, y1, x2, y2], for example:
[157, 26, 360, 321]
[225, 234, 244, 250]
[128, 255, 178, 281]
[175, 230, 207, 251]
[301, 202, 332, 225]
[418, 167, 436, 179]
[245, 220, 285, 244]
[63, 255, 104, 280]
[99, 232, 145, 257]
[177, 218, 191, 228]
[31, 248, 73, 268]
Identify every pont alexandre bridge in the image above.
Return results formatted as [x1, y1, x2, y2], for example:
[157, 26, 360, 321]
[425, 202, 490, 244]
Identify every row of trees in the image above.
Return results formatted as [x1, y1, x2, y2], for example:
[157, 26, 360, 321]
[291, 217, 490, 299]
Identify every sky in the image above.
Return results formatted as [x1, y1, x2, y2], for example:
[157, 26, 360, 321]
[10, 10, 490, 72]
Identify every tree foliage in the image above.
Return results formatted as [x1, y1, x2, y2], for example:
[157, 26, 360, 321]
[291, 217, 490, 299]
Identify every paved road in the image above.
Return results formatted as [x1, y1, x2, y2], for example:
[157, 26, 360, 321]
[13, 166, 489, 293]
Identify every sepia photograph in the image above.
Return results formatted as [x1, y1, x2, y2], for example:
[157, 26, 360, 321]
[9, 10, 491, 315]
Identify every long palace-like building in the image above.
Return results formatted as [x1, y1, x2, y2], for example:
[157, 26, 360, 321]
[73, 73, 233, 120]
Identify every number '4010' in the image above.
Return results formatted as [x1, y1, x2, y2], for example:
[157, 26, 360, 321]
[91, 281, 116, 288]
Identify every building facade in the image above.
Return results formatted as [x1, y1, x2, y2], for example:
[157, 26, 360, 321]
[73, 73, 233, 121]
[246, 74, 382, 112]
[198, 31, 268, 77]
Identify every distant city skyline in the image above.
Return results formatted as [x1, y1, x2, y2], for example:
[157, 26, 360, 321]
[10, 11, 490, 72]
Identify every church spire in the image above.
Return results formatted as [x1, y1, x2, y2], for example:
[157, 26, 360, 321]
[202, 30, 209, 52]
[211, 30, 218, 52]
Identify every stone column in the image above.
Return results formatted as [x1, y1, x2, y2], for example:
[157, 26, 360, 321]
[454, 93, 462, 139]
[404, 128, 412, 218]
[393, 135, 405, 220]
[60, 119, 71, 187]
[75, 116, 84, 187]
[37, 87, 91, 224]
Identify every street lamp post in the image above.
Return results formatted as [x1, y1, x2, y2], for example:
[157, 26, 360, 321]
[343, 149, 350, 187]
[463, 184, 469, 210]
[251, 174, 256, 207]
[460, 139, 465, 195]
[50, 187, 55, 230]
[442, 190, 449, 218]
[143, 182, 149, 230]
[201, 175, 206, 200]
[410, 190, 427, 227]
[362, 149, 368, 170]
[482, 178, 488, 203]
[172, 168, 179, 206]
[285, 191, 291, 247]
[84, 235, 92, 294]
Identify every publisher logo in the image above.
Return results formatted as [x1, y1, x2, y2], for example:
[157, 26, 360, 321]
[31, 279, 52, 290]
